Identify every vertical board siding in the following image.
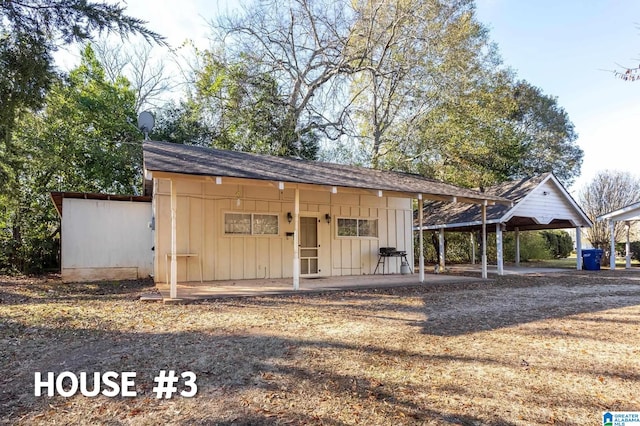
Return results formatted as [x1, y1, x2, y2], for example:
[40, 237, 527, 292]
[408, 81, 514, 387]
[154, 179, 413, 283]
[61, 198, 152, 282]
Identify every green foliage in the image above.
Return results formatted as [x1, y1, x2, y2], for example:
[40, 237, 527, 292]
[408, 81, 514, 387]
[630, 242, 640, 261]
[540, 230, 574, 259]
[2, 45, 142, 273]
[182, 51, 320, 159]
[504, 232, 553, 262]
[615, 241, 640, 261]
[0, 0, 165, 195]
[414, 230, 553, 264]
[510, 82, 582, 186]
[151, 101, 214, 146]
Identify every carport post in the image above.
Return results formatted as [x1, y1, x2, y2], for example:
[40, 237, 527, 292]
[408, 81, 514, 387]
[625, 221, 631, 269]
[610, 221, 616, 270]
[438, 228, 445, 272]
[496, 223, 504, 275]
[515, 227, 520, 267]
[170, 179, 178, 299]
[293, 188, 300, 290]
[470, 233, 475, 265]
[481, 201, 487, 279]
[418, 194, 425, 283]
[575, 227, 582, 270]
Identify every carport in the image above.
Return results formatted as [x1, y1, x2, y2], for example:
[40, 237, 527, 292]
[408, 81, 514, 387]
[415, 173, 593, 276]
[597, 201, 640, 269]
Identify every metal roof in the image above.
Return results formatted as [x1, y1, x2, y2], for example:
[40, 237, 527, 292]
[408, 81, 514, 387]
[142, 141, 511, 205]
[50, 192, 151, 217]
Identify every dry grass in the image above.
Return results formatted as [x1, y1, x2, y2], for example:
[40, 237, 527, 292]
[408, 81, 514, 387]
[1, 271, 639, 425]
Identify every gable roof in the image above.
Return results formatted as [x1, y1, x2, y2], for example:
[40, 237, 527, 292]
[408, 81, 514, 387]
[417, 173, 592, 231]
[142, 141, 511, 205]
[597, 201, 640, 222]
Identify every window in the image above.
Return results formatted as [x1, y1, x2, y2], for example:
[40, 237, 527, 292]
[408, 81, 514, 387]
[224, 213, 279, 235]
[253, 214, 279, 235]
[337, 218, 357, 236]
[358, 219, 378, 237]
[337, 218, 378, 238]
[225, 213, 251, 234]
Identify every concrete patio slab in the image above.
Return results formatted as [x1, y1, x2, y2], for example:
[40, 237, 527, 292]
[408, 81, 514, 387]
[447, 264, 571, 275]
[155, 273, 484, 301]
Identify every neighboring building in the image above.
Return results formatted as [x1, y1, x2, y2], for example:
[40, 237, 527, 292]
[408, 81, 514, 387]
[50, 192, 153, 282]
[597, 201, 640, 269]
[142, 141, 510, 298]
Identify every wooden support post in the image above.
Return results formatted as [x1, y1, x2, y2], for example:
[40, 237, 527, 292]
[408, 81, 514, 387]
[438, 228, 445, 273]
[470, 232, 476, 265]
[610, 221, 616, 270]
[496, 223, 504, 276]
[515, 227, 520, 267]
[170, 179, 178, 299]
[625, 221, 631, 269]
[482, 202, 487, 279]
[575, 227, 582, 270]
[418, 195, 425, 283]
[293, 188, 300, 290]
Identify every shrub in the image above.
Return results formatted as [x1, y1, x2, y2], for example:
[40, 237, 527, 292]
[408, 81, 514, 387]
[414, 230, 553, 264]
[615, 241, 640, 260]
[540, 230, 574, 258]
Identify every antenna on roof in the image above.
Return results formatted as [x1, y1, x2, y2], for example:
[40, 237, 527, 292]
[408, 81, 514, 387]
[137, 111, 155, 140]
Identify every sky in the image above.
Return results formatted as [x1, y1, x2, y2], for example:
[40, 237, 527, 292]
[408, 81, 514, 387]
[57, 0, 640, 195]
[474, 0, 640, 195]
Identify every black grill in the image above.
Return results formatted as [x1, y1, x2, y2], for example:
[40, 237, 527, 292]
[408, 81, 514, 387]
[379, 247, 406, 257]
[374, 247, 412, 274]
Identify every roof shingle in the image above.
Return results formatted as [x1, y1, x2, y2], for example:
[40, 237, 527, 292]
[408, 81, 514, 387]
[142, 141, 510, 205]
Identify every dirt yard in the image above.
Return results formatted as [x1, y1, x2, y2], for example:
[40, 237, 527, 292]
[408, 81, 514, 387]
[1, 270, 639, 425]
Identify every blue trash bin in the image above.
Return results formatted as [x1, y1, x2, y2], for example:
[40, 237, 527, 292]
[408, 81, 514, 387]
[582, 249, 603, 271]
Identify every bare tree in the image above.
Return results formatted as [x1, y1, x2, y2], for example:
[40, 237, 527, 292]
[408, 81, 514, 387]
[214, 0, 362, 156]
[578, 170, 640, 262]
[92, 39, 175, 112]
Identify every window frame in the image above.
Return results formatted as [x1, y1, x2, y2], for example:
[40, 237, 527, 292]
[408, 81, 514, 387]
[336, 217, 379, 239]
[223, 212, 280, 236]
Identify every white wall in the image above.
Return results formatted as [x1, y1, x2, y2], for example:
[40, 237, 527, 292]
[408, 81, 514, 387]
[512, 179, 581, 225]
[61, 198, 153, 282]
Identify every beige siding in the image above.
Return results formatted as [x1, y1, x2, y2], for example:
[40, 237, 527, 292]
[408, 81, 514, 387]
[154, 177, 413, 283]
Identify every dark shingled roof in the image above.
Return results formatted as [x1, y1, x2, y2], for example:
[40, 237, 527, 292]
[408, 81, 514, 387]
[417, 173, 578, 232]
[142, 141, 511, 205]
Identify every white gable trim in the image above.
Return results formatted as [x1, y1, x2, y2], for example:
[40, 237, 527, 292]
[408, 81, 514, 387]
[597, 201, 640, 222]
[501, 174, 592, 227]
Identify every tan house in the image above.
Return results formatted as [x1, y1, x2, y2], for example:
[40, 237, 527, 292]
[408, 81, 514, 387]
[142, 141, 511, 298]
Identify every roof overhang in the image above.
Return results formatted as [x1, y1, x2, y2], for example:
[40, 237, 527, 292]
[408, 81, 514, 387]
[415, 217, 579, 233]
[146, 170, 509, 205]
[597, 201, 640, 222]
[50, 192, 151, 217]
[143, 141, 513, 206]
